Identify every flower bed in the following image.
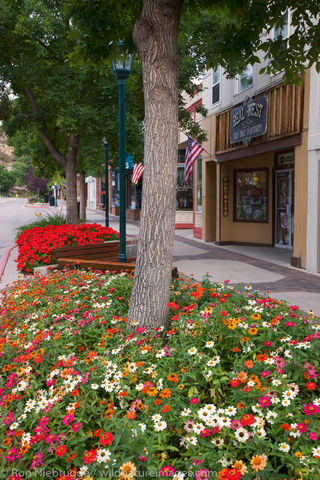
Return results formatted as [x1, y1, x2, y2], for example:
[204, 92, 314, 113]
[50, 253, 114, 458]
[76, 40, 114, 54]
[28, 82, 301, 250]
[0, 271, 319, 480]
[15, 223, 119, 273]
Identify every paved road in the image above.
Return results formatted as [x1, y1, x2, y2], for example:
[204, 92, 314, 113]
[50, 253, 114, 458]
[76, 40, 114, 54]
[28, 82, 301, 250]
[0, 197, 52, 261]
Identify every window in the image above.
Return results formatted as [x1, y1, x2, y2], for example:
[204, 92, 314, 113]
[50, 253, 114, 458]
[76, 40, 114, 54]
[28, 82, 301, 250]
[176, 149, 193, 210]
[212, 66, 220, 105]
[274, 11, 289, 47]
[196, 156, 202, 212]
[234, 169, 268, 222]
[237, 65, 253, 93]
[272, 11, 289, 71]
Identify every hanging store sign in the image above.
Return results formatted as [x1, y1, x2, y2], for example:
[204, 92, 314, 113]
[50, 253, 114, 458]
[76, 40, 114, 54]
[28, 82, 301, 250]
[223, 177, 229, 216]
[230, 95, 268, 145]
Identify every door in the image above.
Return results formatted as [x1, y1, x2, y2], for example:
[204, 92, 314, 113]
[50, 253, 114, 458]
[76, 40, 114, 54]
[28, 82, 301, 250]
[275, 169, 294, 248]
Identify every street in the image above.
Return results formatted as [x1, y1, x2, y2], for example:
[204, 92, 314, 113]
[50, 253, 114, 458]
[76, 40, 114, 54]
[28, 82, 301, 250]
[0, 197, 52, 262]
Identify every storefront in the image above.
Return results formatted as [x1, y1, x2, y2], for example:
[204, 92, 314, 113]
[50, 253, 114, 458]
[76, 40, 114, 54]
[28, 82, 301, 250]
[208, 79, 309, 268]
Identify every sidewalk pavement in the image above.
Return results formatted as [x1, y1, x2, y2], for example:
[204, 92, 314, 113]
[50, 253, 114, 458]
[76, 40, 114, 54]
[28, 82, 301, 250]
[1, 206, 320, 317]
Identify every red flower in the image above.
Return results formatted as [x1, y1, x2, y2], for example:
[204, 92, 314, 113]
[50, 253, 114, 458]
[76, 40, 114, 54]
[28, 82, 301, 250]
[56, 445, 67, 457]
[83, 449, 97, 464]
[99, 432, 114, 446]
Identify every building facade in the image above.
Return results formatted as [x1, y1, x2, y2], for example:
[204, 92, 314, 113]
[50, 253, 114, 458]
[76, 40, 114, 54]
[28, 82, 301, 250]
[182, 16, 320, 273]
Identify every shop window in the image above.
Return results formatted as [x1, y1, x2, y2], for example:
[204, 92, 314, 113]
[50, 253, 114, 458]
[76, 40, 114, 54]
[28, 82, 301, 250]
[177, 149, 193, 210]
[234, 168, 268, 222]
[212, 66, 220, 105]
[111, 170, 119, 207]
[237, 65, 253, 93]
[196, 156, 202, 212]
[127, 171, 142, 210]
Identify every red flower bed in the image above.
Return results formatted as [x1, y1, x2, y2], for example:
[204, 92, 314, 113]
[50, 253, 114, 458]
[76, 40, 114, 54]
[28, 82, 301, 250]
[16, 223, 119, 273]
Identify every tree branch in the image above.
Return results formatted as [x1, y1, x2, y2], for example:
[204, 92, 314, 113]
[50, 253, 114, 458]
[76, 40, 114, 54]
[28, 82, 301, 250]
[23, 88, 66, 167]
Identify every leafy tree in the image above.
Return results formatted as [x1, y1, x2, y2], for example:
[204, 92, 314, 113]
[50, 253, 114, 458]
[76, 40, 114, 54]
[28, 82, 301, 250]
[25, 167, 48, 195]
[58, 0, 320, 327]
[0, 164, 15, 193]
[0, 0, 144, 224]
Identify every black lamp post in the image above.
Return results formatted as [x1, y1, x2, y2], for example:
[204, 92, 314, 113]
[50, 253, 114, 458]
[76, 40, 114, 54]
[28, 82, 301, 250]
[112, 48, 133, 262]
[102, 137, 109, 227]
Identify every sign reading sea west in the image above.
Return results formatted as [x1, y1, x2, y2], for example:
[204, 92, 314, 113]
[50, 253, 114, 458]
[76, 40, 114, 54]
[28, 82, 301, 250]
[230, 95, 268, 145]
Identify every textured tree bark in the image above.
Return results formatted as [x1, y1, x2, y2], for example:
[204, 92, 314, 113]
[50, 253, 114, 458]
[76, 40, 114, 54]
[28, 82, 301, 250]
[65, 134, 80, 225]
[79, 170, 86, 221]
[128, 0, 183, 329]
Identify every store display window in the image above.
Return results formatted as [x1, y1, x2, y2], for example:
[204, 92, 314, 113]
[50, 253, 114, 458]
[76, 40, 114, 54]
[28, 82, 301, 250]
[234, 168, 268, 222]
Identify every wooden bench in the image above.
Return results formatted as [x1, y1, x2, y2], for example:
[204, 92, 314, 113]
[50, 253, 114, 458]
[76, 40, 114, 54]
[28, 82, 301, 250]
[53, 241, 178, 278]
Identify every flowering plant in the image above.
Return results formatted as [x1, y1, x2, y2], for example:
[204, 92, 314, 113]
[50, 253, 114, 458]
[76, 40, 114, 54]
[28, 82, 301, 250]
[0, 271, 319, 480]
[15, 223, 119, 273]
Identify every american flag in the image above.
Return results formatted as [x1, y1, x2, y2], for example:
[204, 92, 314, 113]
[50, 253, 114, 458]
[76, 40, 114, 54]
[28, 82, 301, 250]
[184, 137, 204, 184]
[132, 163, 144, 184]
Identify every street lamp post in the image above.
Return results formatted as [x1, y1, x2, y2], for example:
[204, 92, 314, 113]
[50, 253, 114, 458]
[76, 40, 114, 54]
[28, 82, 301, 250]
[112, 48, 133, 262]
[102, 137, 109, 227]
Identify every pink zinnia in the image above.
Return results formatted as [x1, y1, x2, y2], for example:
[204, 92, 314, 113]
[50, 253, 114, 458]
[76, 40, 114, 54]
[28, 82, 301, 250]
[190, 397, 199, 404]
[309, 432, 318, 441]
[196, 469, 210, 480]
[62, 414, 74, 426]
[160, 465, 176, 476]
[261, 371, 270, 378]
[259, 395, 271, 408]
[303, 403, 320, 416]
[200, 428, 211, 438]
[71, 422, 82, 432]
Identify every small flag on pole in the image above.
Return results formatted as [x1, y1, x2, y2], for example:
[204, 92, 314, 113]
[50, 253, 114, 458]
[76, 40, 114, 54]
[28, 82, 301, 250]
[132, 163, 144, 184]
[184, 137, 204, 185]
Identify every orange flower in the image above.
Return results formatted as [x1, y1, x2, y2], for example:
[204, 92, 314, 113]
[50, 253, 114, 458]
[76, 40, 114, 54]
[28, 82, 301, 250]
[162, 405, 171, 412]
[248, 327, 258, 335]
[244, 360, 254, 369]
[237, 371, 247, 383]
[257, 354, 268, 362]
[167, 374, 179, 383]
[146, 387, 158, 397]
[250, 454, 267, 471]
[119, 461, 136, 480]
[126, 411, 136, 420]
[159, 389, 171, 398]
[154, 399, 162, 405]
[233, 461, 247, 475]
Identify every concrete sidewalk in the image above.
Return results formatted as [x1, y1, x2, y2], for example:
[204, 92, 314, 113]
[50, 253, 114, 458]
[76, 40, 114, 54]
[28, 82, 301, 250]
[1, 206, 319, 316]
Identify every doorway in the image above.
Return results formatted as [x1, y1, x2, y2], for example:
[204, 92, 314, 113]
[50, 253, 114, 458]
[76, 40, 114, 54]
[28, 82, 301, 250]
[274, 169, 294, 248]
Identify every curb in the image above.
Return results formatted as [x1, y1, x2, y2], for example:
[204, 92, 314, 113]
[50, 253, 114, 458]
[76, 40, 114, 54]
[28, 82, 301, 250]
[0, 245, 17, 282]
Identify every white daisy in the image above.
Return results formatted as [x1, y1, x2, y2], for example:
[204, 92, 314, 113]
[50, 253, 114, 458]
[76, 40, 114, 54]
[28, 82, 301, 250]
[181, 408, 191, 417]
[234, 427, 250, 443]
[154, 421, 167, 432]
[278, 442, 290, 452]
[188, 347, 198, 355]
[205, 341, 215, 348]
[97, 449, 111, 463]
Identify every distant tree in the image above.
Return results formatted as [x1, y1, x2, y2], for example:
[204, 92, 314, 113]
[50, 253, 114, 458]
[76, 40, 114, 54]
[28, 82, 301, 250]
[25, 167, 48, 201]
[0, 0, 144, 224]
[0, 164, 15, 193]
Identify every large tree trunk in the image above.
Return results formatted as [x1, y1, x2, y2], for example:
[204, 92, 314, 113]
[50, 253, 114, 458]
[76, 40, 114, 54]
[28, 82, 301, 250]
[128, 0, 183, 329]
[79, 169, 87, 221]
[65, 134, 80, 225]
